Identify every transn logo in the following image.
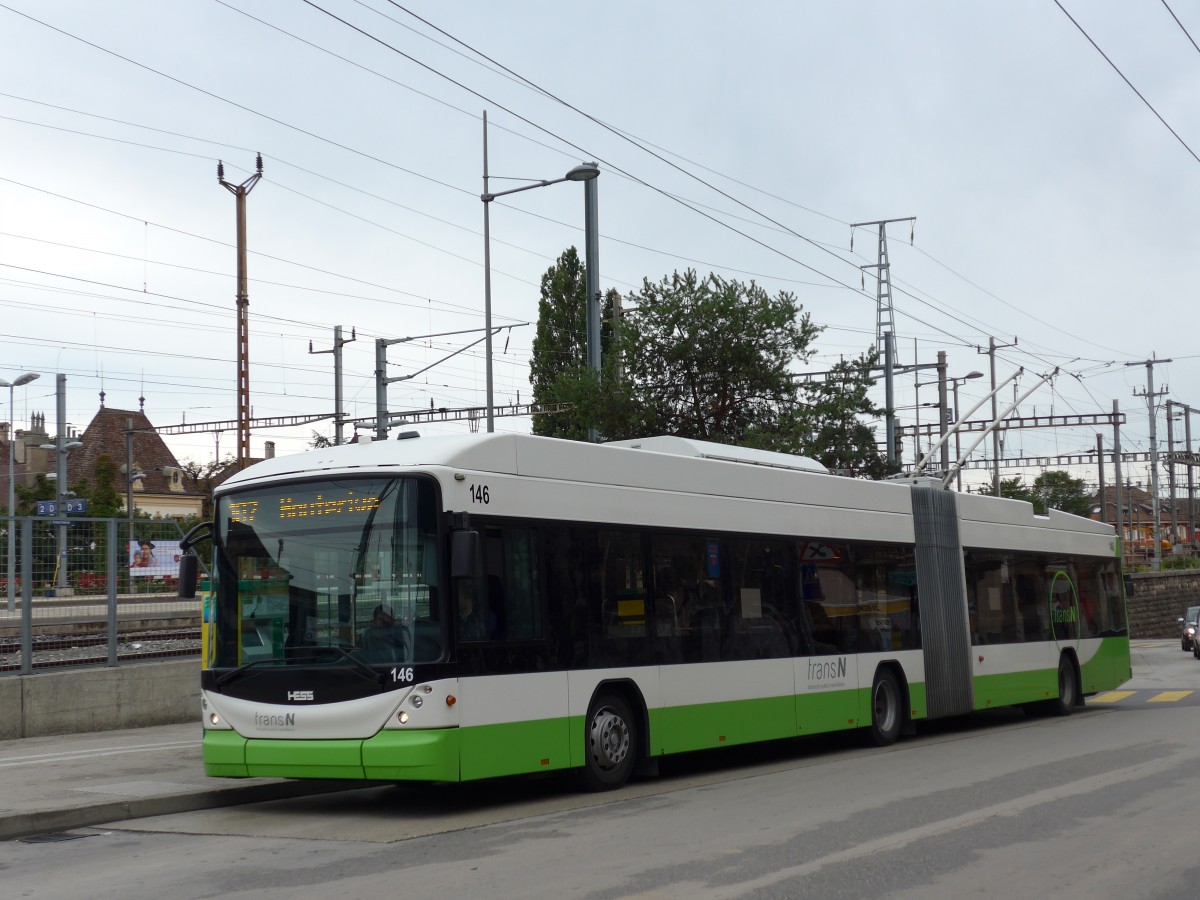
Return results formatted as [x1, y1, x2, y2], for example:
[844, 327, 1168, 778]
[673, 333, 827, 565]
[287, 690, 314, 701]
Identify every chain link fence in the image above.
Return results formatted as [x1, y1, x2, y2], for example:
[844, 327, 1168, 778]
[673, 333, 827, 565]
[0, 516, 202, 674]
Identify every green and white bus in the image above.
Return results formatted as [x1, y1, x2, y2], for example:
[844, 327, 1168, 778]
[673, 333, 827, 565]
[182, 433, 1130, 790]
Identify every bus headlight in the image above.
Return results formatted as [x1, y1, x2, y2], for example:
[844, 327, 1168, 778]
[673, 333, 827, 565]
[411, 696, 423, 708]
[398, 711, 410, 725]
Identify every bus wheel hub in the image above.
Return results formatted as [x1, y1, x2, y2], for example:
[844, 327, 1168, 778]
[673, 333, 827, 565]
[589, 708, 630, 769]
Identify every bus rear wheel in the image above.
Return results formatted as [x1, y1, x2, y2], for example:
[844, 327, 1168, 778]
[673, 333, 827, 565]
[579, 691, 636, 791]
[1046, 656, 1078, 716]
[1027, 656, 1078, 717]
[869, 669, 902, 747]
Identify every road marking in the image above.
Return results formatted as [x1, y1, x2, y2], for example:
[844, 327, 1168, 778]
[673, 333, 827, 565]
[1090, 691, 1136, 703]
[0, 740, 196, 769]
[1148, 691, 1193, 703]
[682, 749, 1196, 900]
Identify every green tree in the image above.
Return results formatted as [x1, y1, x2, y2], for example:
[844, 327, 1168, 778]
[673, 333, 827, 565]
[180, 455, 237, 520]
[86, 453, 123, 518]
[1031, 470, 1092, 517]
[580, 270, 890, 475]
[530, 262, 892, 475]
[753, 352, 896, 478]
[977, 476, 1038, 506]
[14, 473, 55, 515]
[977, 472, 1090, 516]
[528, 247, 618, 440]
[599, 270, 821, 442]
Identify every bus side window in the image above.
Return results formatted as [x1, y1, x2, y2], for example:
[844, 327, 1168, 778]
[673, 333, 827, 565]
[599, 531, 646, 637]
[481, 525, 542, 642]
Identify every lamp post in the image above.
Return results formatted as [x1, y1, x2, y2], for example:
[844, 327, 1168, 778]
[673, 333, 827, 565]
[124, 419, 146, 592]
[2, 372, 39, 611]
[40, 372, 83, 592]
[481, 111, 600, 435]
[949, 371, 985, 490]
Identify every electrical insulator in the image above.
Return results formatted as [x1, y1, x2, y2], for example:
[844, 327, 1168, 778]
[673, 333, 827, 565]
[217, 161, 224, 182]
[256, 153, 263, 174]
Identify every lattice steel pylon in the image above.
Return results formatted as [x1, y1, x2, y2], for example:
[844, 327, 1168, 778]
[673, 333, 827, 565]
[851, 217, 915, 463]
[850, 217, 913, 357]
[218, 154, 264, 470]
[872, 225, 894, 355]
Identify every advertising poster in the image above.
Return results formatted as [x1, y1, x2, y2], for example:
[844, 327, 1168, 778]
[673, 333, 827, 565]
[128, 539, 183, 578]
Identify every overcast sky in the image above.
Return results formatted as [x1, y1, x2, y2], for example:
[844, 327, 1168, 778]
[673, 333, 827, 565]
[2, 1, 1197, 496]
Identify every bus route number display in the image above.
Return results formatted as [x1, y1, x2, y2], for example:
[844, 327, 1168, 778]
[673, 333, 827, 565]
[228, 491, 381, 524]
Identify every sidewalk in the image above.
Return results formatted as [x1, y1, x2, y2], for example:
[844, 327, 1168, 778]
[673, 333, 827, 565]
[0, 722, 345, 840]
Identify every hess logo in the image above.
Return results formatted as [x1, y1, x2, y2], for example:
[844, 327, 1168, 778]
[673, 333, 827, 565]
[287, 690, 314, 702]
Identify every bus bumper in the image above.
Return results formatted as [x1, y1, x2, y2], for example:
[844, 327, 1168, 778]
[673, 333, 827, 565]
[203, 728, 461, 782]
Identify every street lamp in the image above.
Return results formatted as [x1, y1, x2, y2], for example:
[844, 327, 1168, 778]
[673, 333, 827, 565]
[121, 418, 148, 593]
[950, 371, 985, 490]
[2, 371, 39, 611]
[481, 111, 600, 435]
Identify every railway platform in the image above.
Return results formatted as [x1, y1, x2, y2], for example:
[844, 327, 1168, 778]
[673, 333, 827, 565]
[0, 722, 345, 841]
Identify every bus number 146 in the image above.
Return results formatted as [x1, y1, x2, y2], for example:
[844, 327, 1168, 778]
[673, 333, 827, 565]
[470, 484, 490, 504]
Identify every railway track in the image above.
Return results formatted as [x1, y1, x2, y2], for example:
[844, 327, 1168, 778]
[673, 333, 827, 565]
[0, 627, 201, 672]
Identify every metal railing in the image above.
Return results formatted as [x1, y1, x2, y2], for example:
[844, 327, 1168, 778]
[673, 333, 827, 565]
[0, 516, 201, 674]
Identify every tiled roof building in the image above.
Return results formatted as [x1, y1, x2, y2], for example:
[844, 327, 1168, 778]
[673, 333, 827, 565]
[67, 397, 205, 519]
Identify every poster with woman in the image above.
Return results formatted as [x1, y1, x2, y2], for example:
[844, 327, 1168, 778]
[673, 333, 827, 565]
[128, 539, 183, 578]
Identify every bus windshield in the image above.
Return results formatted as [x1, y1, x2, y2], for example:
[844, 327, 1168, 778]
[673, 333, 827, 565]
[210, 476, 443, 669]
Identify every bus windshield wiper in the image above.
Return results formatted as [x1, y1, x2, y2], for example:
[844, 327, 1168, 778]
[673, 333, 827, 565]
[326, 646, 386, 685]
[215, 658, 287, 687]
[216, 649, 383, 688]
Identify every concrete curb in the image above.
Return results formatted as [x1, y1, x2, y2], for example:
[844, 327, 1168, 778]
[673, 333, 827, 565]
[2, 780, 350, 841]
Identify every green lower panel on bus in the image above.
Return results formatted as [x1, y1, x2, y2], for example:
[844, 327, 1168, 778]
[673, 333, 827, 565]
[973, 668, 1056, 710]
[652, 695, 797, 755]
[204, 728, 462, 780]
[800, 687, 867, 736]
[362, 729, 461, 782]
[973, 639, 1132, 711]
[908, 682, 928, 721]
[203, 729, 252, 777]
[245, 738, 366, 779]
[1079, 637, 1132, 693]
[458, 716, 572, 781]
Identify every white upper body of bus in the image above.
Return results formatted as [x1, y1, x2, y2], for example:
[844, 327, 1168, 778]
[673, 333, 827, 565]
[215, 432, 1116, 556]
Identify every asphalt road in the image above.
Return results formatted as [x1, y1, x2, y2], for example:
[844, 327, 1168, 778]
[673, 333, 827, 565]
[5, 640, 1198, 900]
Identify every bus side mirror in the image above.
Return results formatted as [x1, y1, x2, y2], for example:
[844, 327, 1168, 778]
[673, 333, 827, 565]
[450, 530, 480, 580]
[178, 554, 199, 599]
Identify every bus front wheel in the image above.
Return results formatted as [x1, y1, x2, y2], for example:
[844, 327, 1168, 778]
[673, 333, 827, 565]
[579, 691, 636, 791]
[869, 669, 903, 747]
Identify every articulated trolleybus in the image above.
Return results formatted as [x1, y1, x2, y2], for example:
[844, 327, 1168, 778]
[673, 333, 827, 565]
[180, 433, 1130, 790]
